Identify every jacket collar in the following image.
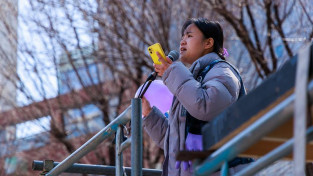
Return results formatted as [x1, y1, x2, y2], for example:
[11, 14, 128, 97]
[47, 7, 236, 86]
[189, 52, 221, 78]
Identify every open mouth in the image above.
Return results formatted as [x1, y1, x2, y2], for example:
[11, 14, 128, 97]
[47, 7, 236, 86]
[180, 47, 187, 53]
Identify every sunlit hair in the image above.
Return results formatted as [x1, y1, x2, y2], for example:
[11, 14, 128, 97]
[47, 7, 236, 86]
[182, 18, 226, 60]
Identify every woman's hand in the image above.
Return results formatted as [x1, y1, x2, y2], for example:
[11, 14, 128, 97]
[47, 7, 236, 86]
[142, 97, 152, 118]
[154, 52, 173, 77]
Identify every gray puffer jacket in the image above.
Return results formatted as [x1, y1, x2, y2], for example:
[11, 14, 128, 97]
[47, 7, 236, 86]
[143, 53, 242, 176]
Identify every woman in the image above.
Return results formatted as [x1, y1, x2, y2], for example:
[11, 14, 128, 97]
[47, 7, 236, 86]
[142, 18, 248, 176]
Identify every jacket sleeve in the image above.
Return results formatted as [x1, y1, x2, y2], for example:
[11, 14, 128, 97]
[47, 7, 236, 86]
[142, 106, 168, 149]
[162, 61, 240, 121]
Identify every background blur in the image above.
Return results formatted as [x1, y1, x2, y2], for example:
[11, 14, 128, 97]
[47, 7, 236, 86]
[0, 0, 312, 175]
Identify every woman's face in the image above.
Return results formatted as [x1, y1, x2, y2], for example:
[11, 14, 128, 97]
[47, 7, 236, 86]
[179, 24, 212, 65]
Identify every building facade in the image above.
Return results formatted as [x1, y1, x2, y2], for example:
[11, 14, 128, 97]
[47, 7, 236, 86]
[0, 0, 18, 112]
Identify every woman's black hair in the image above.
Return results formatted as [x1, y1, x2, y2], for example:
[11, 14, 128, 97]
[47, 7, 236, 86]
[181, 18, 225, 60]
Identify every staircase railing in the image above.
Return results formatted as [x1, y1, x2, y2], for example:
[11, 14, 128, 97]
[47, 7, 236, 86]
[32, 98, 162, 176]
[191, 42, 313, 176]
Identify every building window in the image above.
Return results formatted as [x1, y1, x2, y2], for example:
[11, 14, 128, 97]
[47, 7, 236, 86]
[15, 116, 51, 139]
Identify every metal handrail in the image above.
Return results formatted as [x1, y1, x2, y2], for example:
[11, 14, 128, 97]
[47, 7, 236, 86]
[44, 101, 135, 176]
[193, 43, 313, 176]
[235, 126, 313, 176]
[193, 81, 313, 176]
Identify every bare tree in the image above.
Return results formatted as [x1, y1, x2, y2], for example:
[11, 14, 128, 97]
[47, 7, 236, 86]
[201, 0, 312, 83]
[1, 0, 312, 175]
[0, 0, 205, 175]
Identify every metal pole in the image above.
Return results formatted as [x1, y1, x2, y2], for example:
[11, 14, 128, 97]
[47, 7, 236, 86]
[235, 127, 313, 176]
[194, 81, 313, 176]
[294, 43, 311, 176]
[116, 126, 123, 176]
[33, 160, 162, 176]
[131, 98, 142, 176]
[45, 105, 132, 176]
[119, 138, 131, 154]
[221, 161, 229, 176]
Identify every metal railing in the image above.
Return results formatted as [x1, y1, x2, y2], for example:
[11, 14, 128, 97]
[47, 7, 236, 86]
[32, 160, 162, 176]
[32, 98, 161, 176]
[193, 42, 313, 176]
[193, 81, 313, 176]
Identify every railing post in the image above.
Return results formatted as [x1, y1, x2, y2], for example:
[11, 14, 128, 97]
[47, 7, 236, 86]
[294, 43, 311, 176]
[221, 161, 229, 176]
[116, 126, 123, 176]
[131, 98, 142, 176]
